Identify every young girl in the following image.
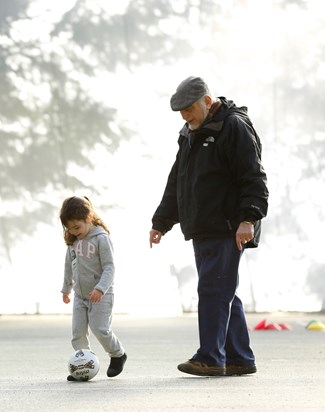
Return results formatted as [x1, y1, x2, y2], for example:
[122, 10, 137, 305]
[60, 196, 127, 381]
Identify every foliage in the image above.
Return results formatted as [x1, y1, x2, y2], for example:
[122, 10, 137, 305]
[0, 0, 192, 255]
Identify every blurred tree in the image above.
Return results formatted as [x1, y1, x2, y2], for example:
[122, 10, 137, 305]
[270, 1, 325, 305]
[0, 0, 194, 260]
[307, 263, 325, 311]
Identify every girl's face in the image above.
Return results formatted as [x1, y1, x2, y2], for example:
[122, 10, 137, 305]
[66, 219, 93, 240]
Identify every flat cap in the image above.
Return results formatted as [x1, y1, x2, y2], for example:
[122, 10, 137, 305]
[170, 76, 210, 111]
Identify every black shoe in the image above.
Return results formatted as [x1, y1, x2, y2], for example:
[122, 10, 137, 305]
[107, 353, 127, 377]
[226, 364, 257, 376]
[67, 375, 77, 381]
[177, 360, 226, 376]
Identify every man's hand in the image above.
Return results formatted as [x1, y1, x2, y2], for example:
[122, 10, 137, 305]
[236, 221, 254, 251]
[88, 289, 103, 303]
[149, 229, 162, 248]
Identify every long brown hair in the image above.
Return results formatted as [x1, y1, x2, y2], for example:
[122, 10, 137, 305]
[60, 196, 110, 245]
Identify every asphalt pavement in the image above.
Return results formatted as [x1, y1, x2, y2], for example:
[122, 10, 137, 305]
[0, 312, 324, 411]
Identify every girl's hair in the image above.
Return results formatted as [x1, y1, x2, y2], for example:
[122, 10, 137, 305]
[60, 196, 110, 245]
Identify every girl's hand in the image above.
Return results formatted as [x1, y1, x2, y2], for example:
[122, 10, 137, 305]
[89, 289, 103, 303]
[62, 293, 71, 304]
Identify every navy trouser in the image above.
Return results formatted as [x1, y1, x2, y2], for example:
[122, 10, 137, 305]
[191, 237, 255, 367]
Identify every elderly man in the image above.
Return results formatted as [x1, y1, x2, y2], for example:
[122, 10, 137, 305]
[149, 76, 268, 377]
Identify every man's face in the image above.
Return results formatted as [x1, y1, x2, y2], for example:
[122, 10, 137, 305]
[180, 96, 211, 130]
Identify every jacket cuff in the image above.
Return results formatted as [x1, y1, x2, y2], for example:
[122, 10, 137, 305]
[152, 222, 167, 235]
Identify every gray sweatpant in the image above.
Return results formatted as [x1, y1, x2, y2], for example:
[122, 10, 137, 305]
[72, 292, 124, 357]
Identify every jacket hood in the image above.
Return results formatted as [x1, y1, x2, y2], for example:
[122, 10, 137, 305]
[216, 97, 252, 126]
[86, 225, 108, 239]
[179, 96, 252, 138]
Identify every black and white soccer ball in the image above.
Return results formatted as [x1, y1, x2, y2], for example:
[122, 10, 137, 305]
[68, 349, 100, 381]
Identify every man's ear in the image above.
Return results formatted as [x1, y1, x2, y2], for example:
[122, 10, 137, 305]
[204, 95, 213, 109]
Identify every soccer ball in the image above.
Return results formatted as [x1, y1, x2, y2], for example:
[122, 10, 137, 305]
[68, 349, 100, 381]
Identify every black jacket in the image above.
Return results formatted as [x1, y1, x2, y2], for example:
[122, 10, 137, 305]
[152, 97, 269, 247]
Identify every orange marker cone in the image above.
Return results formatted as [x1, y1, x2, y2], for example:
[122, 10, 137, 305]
[254, 319, 267, 330]
[254, 319, 292, 331]
[278, 323, 292, 331]
[265, 323, 282, 331]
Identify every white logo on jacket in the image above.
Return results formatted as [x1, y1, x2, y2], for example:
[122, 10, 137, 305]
[75, 240, 96, 258]
[203, 136, 215, 146]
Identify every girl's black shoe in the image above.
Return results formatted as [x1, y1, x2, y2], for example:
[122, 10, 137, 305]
[67, 375, 77, 381]
[107, 353, 127, 377]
